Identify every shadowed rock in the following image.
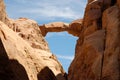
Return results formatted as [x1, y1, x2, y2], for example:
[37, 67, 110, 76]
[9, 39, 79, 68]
[37, 67, 57, 80]
[0, 39, 29, 80]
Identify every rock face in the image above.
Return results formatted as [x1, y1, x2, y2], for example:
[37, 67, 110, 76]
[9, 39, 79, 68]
[68, 0, 120, 80]
[9, 18, 50, 52]
[102, 5, 120, 80]
[0, 0, 66, 80]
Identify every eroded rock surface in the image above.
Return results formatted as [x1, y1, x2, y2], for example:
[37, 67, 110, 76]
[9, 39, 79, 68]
[0, 0, 66, 80]
[68, 0, 120, 80]
[0, 20, 66, 80]
[9, 18, 50, 52]
[0, 0, 8, 24]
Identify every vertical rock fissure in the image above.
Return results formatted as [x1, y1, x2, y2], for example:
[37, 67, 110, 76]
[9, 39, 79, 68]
[118, 8, 120, 80]
[99, 1, 105, 79]
[100, 31, 106, 80]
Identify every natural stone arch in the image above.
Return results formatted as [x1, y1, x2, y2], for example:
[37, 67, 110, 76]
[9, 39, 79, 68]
[39, 19, 83, 37]
[40, 19, 82, 73]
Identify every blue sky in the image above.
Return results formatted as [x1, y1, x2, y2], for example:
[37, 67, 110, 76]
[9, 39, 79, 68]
[4, 0, 87, 72]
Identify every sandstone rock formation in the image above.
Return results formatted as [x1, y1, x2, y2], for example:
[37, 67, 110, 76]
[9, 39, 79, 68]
[68, 0, 120, 80]
[1, 0, 120, 80]
[0, 0, 66, 80]
[9, 18, 50, 51]
[39, 19, 82, 37]
[0, 0, 8, 23]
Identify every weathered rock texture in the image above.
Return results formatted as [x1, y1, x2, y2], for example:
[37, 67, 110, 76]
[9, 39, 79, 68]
[68, 0, 120, 80]
[0, 0, 8, 23]
[0, 0, 66, 80]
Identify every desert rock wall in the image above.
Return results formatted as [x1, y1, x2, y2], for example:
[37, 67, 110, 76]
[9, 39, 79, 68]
[68, 0, 120, 80]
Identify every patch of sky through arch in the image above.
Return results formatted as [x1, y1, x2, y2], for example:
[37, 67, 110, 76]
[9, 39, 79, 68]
[45, 32, 78, 72]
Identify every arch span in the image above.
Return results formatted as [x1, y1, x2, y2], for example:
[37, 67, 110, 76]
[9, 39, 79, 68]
[39, 19, 83, 37]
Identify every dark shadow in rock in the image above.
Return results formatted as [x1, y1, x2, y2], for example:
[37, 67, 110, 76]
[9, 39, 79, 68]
[0, 39, 13, 80]
[0, 39, 29, 80]
[56, 73, 68, 80]
[37, 66, 57, 80]
[8, 60, 29, 80]
[111, 0, 117, 6]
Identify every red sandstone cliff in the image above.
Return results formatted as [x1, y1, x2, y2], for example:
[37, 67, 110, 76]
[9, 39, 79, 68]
[68, 0, 120, 80]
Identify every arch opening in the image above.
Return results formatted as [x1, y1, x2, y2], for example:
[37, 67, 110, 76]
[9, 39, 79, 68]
[45, 32, 78, 72]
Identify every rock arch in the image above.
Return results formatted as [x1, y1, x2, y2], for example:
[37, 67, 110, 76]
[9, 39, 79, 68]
[39, 19, 83, 37]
